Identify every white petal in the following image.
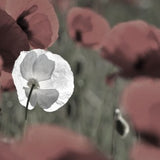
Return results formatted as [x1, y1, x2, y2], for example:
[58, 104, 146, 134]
[44, 51, 74, 111]
[24, 87, 38, 107]
[20, 51, 37, 80]
[36, 50, 74, 112]
[46, 54, 74, 112]
[12, 51, 34, 110]
[32, 54, 55, 81]
[36, 89, 59, 109]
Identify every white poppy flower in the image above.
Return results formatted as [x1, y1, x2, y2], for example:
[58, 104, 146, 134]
[12, 49, 74, 112]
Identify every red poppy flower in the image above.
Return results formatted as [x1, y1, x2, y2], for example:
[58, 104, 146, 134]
[101, 20, 160, 79]
[12, 125, 108, 160]
[67, 7, 110, 50]
[0, 8, 29, 72]
[120, 78, 160, 140]
[4, 0, 59, 49]
[130, 142, 160, 160]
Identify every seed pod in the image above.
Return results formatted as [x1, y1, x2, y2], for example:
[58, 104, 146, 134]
[115, 109, 130, 138]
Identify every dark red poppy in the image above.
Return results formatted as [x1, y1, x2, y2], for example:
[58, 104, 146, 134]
[0, 8, 29, 72]
[101, 20, 160, 79]
[67, 7, 110, 50]
[120, 78, 160, 141]
[0, 47, 14, 92]
[12, 125, 108, 160]
[4, 0, 59, 49]
[130, 142, 160, 160]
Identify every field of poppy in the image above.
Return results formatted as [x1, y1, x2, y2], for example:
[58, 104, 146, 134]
[1, 0, 160, 160]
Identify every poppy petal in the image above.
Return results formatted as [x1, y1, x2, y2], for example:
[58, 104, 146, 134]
[0, 141, 22, 160]
[20, 51, 37, 80]
[5, 0, 59, 48]
[11, 125, 108, 160]
[130, 143, 160, 160]
[33, 54, 55, 81]
[0, 71, 15, 91]
[24, 87, 38, 107]
[101, 20, 160, 78]
[0, 9, 29, 72]
[0, 0, 6, 10]
[37, 89, 59, 109]
[120, 78, 160, 139]
[67, 7, 110, 50]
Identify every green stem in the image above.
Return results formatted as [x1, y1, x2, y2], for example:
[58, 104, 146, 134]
[111, 107, 117, 160]
[25, 84, 35, 121]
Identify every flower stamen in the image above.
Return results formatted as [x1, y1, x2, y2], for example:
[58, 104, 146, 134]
[27, 78, 39, 89]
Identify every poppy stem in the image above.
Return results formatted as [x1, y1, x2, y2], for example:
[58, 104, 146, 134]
[111, 107, 117, 160]
[25, 84, 35, 121]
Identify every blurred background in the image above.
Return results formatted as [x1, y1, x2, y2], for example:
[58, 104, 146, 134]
[1, 0, 160, 159]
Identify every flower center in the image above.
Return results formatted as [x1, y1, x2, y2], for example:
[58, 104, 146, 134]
[27, 78, 39, 89]
[17, 5, 38, 39]
[134, 57, 145, 71]
[75, 30, 82, 42]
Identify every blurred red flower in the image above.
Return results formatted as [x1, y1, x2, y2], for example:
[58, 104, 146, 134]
[67, 7, 110, 50]
[101, 20, 160, 79]
[0, 8, 29, 72]
[4, 0, 59, 49]
[12, 125, 108, 160]
[120, 78, 160, 144]
[0, 141, 22, 160]
[0, 71, 15, 91]
[0, 0, 6, 10]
